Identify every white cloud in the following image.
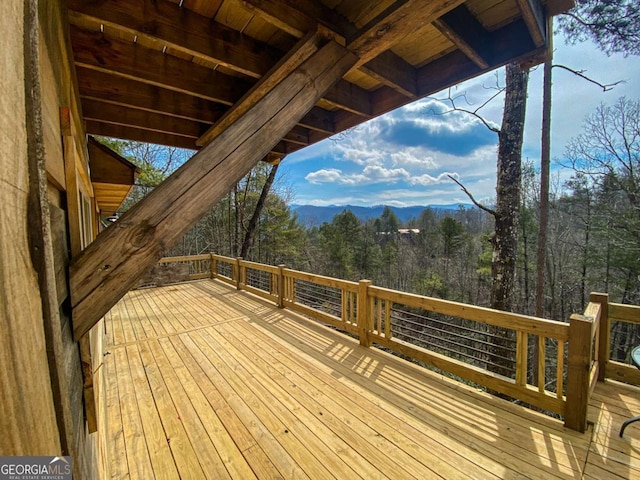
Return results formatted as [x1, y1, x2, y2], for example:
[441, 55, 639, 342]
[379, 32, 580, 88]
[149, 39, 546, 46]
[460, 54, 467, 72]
[305, 165, 412, 185]
[305, 168, 344, 184]
[410, 172, 458, 186]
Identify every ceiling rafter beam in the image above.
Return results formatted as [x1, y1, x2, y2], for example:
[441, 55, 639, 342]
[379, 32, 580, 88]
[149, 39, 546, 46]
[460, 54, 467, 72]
[82, 99, 205, 139]
[70, 25, 370, 119]
[242, 0, 418, 97]
[515, 0, 547, 47]
[84, 98, 311, 147]
[71, 25, 247, 105]
[77, 67, 335, 135]
[76, 67, 225, 124]
[332, 19, 541, 133]
[433, 5, 491, 69]
[67, 0, 277, 79]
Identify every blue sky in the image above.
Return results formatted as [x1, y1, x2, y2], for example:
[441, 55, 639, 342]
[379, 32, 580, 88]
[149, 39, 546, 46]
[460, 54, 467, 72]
[280, 31, 640, 207]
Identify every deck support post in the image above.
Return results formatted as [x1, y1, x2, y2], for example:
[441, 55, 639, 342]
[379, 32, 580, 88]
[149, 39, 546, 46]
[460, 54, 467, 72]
[564, 313, 593, 432]
[277, 265, 286, 308]
[235, 257, 243, 290]
[358, 280, 372, 347]
[591, 293, 609, 382]
[210, 253, 217, 279]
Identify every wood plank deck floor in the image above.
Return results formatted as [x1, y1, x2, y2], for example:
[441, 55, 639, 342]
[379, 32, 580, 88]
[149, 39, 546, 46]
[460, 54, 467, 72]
[100, 280, 640, 479]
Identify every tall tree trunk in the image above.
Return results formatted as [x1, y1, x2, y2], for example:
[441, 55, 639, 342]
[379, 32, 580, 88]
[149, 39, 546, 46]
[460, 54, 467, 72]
[491, 62, 530, 312]
[535, 34, 553, 319]
[486, 62, 529, 382]
[241, 163, 279, 259]
[533, 27, 552, 383]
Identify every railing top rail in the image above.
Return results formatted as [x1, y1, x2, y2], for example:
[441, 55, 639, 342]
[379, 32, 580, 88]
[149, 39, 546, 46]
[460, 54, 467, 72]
[239, 259, 279, 273]
[609, 302, 640, 324]
[283, 268, 359, 292]
[368, 285, 570, 341]
[159, 254, 211, 263]
[212, 253, 236, 263]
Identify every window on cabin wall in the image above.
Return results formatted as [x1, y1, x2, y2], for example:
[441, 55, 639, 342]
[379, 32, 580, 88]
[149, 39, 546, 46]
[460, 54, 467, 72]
[80, 193, 93, 249]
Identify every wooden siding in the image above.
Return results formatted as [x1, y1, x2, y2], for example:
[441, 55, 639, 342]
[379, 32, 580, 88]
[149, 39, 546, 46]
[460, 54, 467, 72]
[100, 280, 640, 479]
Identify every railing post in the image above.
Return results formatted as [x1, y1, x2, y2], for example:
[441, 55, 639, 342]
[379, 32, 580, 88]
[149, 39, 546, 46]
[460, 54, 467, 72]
[591, 292, 609, 382]
[210, 253, 217, 279]
[564, 313, 593, 432]
[357, 280, 372, 347]
[277, 265, 286, 309]
[235, 257, 242, 290]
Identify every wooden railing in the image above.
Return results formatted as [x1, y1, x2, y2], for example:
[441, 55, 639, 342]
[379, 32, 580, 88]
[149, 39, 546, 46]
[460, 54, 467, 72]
[149, 254, 613, 432]
[157, 254, 212, 280]
[602, 297, 640, 385]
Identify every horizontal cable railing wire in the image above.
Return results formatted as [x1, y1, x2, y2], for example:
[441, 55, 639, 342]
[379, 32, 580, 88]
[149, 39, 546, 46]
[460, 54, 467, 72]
[390, 305, 517, 378]
[245, 267, 272, 294]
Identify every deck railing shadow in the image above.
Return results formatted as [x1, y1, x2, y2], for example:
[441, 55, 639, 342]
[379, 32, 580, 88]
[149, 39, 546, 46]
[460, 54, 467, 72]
[144, 253, 618, 433]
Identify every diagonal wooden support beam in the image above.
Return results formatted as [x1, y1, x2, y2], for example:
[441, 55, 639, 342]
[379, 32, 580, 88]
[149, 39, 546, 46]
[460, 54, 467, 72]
[69, 36, 357, 339]
[347, 0, 465, 66]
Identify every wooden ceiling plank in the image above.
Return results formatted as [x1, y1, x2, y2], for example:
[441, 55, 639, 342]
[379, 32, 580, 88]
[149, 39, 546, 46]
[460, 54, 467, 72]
[347, 0, 466, 66]
[242, 0, 418, 98]
[67, 0, 276, 78]
[433, 5, 491, 69]
[70, 40, 357, 338]
[515, 0, 547, 47]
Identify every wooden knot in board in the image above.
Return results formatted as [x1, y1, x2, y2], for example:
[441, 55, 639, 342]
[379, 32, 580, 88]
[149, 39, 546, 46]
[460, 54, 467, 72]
[129, 223, 156, 249]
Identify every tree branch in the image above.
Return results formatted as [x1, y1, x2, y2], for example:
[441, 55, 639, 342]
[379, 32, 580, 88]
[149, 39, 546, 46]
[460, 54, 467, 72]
[553, 64, 624, 92]
[448, 175, 496, 216]
[429, 87, 502, 133]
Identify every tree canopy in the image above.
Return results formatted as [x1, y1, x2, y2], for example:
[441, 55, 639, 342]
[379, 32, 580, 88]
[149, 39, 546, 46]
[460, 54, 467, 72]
[558, 0, 640, 56]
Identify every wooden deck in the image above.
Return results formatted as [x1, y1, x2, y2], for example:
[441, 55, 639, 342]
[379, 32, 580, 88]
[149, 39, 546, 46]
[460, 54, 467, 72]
[101, 280, 640, 479]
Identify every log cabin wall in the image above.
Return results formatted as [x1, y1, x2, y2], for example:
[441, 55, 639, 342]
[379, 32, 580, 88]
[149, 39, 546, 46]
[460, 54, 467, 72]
[0, 0, 103, 477]
[0, 0, 62, 458]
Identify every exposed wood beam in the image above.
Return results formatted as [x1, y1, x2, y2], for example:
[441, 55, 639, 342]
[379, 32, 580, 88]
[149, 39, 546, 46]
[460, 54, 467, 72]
[84, 99, 310, 147]
[515, 0, 547, 47]
[71, 25, 248, 106]
[86, 119, 293, 155]
[347, 0, 466, 66]
[70, 39, 357, 339]
[76, 67, 335, 135]
[433, 5, 490, 69]
[86, 120, 198, 150]
[418, 20, 538, 95]
[333, 19, 540, 133]
[67, 0, 278, 79]
[71, 25, 370, 118]
[359, 52, 417, 98]
[82, 99, 205, 139]
[242, 0, 418, 98]
[77, 67, 224, 123]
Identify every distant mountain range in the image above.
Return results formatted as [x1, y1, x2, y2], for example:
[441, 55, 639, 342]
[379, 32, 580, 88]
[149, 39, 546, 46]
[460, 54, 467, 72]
[290, 204, 471, 226]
